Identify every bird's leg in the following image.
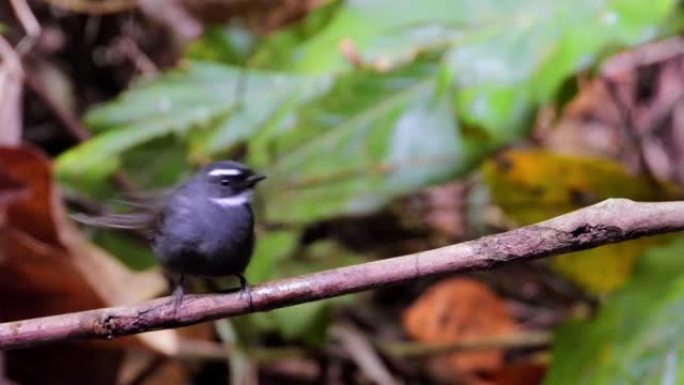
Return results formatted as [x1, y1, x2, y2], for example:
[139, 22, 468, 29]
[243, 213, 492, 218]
[203, 275, 254, 311]
[236, 274, 248, 291]
[234, 273, 254, 312]
[172, 274, 185, 315]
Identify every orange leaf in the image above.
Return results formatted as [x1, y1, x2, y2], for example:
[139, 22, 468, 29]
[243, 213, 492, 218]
[403, 278, 517, 377]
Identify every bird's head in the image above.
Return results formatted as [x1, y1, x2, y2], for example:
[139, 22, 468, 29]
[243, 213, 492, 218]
[195, 161, 266, 207]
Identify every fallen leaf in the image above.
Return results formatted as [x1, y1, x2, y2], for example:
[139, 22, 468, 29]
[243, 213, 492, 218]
[0, 169, 25, 208]
[482, 150, 678, 293]
[0, 146, 203, 385]
[403, 278, 517, 380]
[492, 362, 546, 385]
[0, 145, 166, 321]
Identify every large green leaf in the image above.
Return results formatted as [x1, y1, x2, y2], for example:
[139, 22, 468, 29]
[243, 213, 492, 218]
[545, 237, 684, 385]
[261, 0, 675, 136]
[185, 25, 256, 65]
[245, 230, 301, 283]
[261, 61, 476, 223]
[60, 57, 486, 224]
[56, 0, 677, 223]
[55, 61, 331, 186]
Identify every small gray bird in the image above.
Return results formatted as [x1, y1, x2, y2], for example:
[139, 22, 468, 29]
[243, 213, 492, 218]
[151, 161, 265, 307]
[75, 160, 266, 309]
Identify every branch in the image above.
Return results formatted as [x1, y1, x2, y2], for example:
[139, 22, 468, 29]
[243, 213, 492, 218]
[378, 330, 551, 357]
[41, 0, 137, 15]
[2, 199, 684, 350]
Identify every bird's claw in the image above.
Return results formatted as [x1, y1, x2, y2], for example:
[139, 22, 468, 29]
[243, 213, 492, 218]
[235, 274, 255, 312]
[171, 275, 185, 317]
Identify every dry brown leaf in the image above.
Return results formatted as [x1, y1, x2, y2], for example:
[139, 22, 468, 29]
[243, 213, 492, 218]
[0, 146, 166, 313]
[1, 146, 221, 385]
[546, 79, 622, 159]
[0, 146, 185, 355]
[544, 37, 684, 187]
[491, 363, 546, 385]
[402, 278, 517, 380]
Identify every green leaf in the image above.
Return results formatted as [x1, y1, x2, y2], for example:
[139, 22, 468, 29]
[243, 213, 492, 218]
[185, 25, 256, 65]
[545, 237, 684, 385]
[57, 0, 677, 224]
[245, 230, 301, 283]
[55, 61, 331, 186]
[119, 136, 192, 190]
[91, 230, 157, 271]
[263, 0, 676, 136]
[262, 61, 485, 223]
[251, 0, 342, 69]
[271, 301, 332, 345]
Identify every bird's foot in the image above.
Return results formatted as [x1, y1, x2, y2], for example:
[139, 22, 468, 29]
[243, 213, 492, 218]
[204, 275, 255, 312]
[235, 274, 255, 312]
[171, 275, 185, 316]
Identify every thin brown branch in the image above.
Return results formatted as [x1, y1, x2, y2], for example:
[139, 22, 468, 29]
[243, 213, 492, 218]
[378, 330, 551, 357]
[0, 36, 24, 146]
[23, 70, 142, 200]
[602, 75, 660, 185]
[23, 71, 90, 142]
[112, 37, 159, 76]
[10, 0, 40, 37]
[40, 0, 137, 15]
[1, 199, 684, 350]
[9, 0, 41, 54]
[331, 324, 399, 385]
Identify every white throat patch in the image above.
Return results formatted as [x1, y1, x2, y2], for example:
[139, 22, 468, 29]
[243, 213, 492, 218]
[210, 191, 253, 207]
[208, 168, 242, 177]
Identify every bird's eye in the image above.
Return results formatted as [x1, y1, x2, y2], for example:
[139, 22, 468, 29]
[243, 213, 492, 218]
[220, 178, 231, 187]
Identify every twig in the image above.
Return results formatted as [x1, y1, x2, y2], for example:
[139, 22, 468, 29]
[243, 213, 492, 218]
[40, 0, 137, 15]
[10, 0, 40, 37]
[23, 71, 90, 141]
[214, 319, 257, 385]
[23, 70, 142, 199]
[0, 36, 24, 146]
[9, 0, 41, 54]
[331, 324, 399, 385]
[173, 339, 307, 363]
[112, 37, 158, 76]
[136, 0, 202, 47]
[602, 75, 660, 185]
[1, 199, 684, 350]
[378, 330, 551, 358]
[602, 37, 684, 77]
[122, 355, 168, 385]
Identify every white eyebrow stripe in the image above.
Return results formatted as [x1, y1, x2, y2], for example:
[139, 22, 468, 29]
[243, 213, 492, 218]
[208, 168, 242, 177]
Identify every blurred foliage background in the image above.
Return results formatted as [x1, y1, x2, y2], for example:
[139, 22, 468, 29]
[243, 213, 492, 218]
[2, 0, 684, 384]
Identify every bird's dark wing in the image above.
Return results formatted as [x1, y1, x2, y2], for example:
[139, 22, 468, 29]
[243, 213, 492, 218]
[71, 211, 156, 230]
[71, 188, 173, 235]
[145, 208, 168, 242]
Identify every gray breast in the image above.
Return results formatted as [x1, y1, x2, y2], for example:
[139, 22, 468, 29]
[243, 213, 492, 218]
[152, 193, 255, 277]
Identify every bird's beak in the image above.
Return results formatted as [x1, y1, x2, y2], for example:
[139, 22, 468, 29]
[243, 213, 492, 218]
[245, 173, 266, 187]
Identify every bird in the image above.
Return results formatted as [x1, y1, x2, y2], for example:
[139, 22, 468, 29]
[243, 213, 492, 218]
[151, 160, 266, 309]
[74, 160, 266, 311]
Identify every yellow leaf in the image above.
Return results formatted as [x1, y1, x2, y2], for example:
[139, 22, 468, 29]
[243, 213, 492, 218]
[482, 150, 678, 293]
